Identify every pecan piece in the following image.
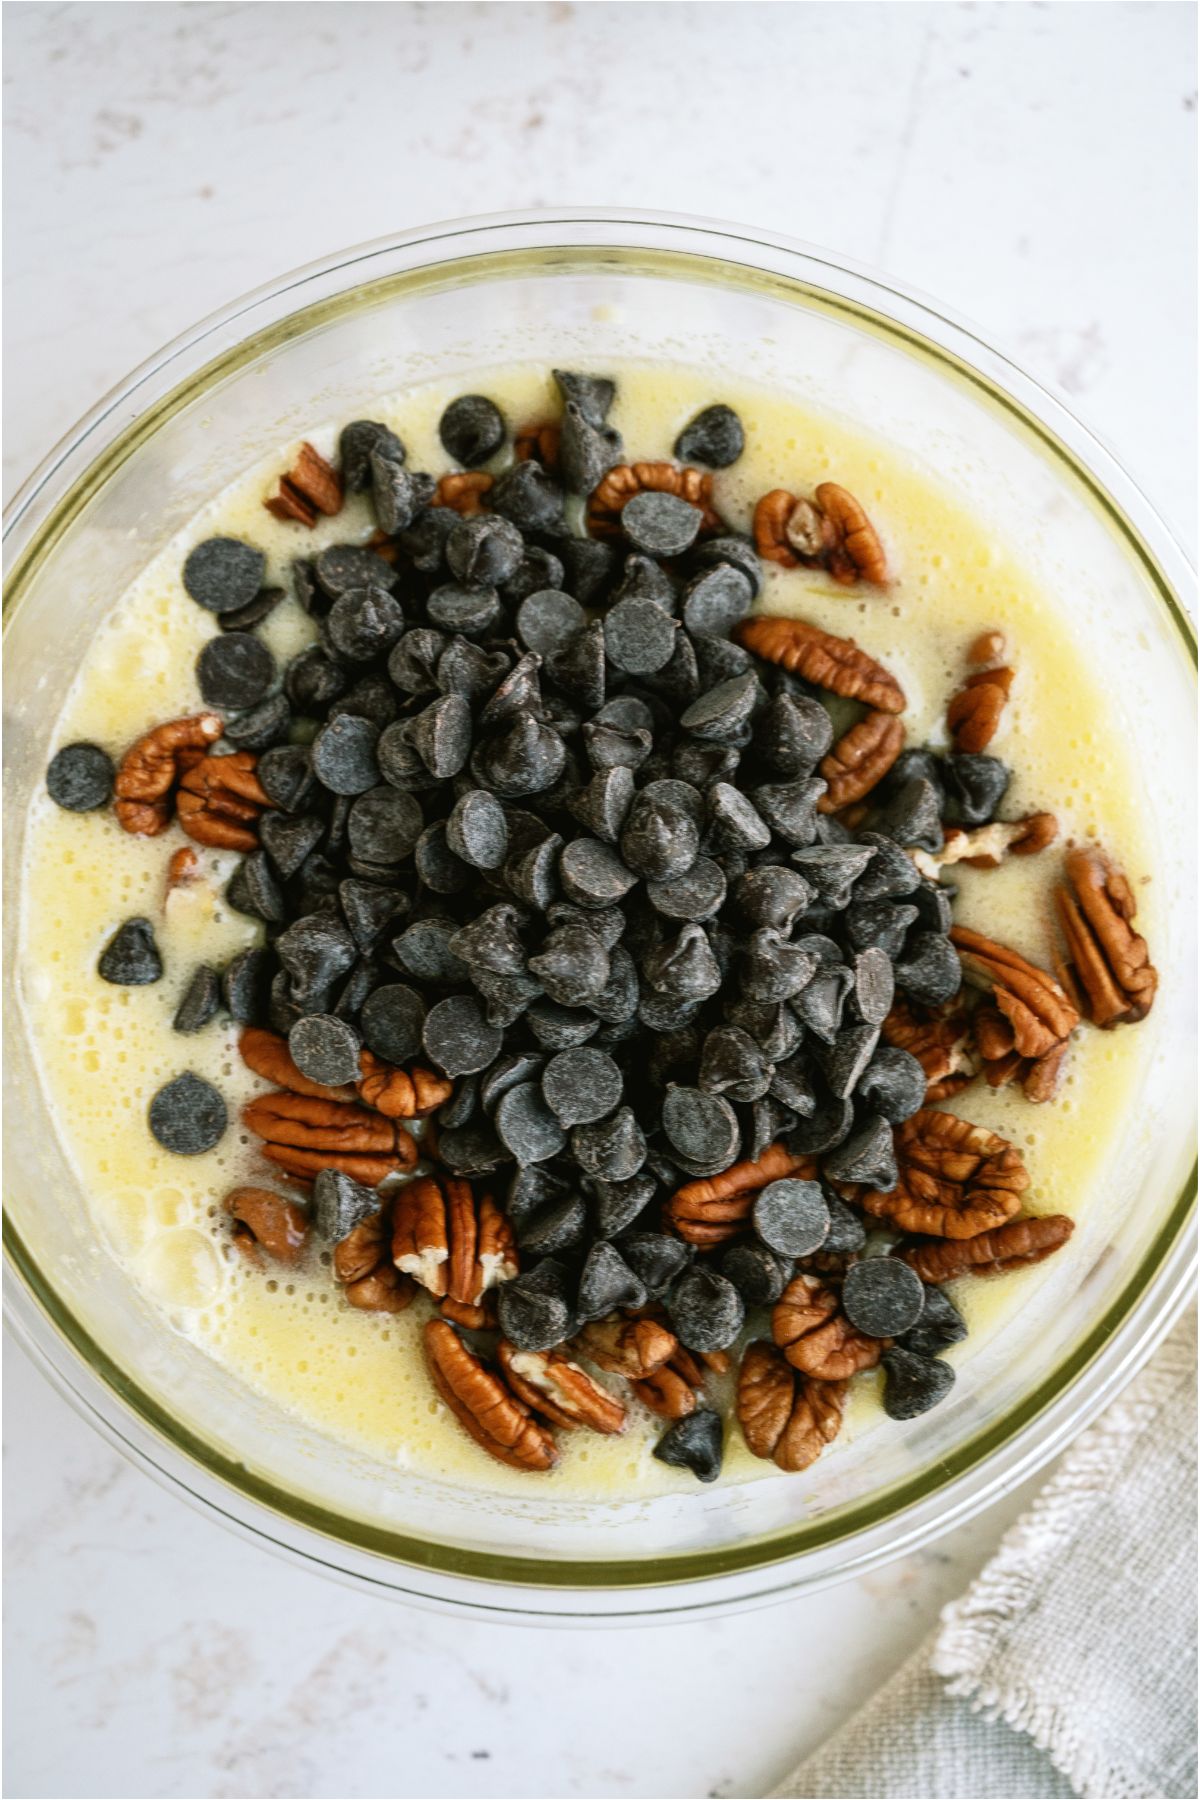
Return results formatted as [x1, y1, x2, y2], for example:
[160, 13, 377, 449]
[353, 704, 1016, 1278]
[862, 1107, 1027, 1239]
[911, 812, 1058, 877]
[392, 1174, 517, 1307]
[586, 461, 722, 537]
[242, 1090, 418, 1185]
[333, 1207, 414, 1312]
[818, 710, 905, 812]
[165, 845, 201, 897]
[968, 630, 1006, 665]
[265, 441, 344, 527]
[902, 1213, 1075, 1283]
[574, 1315, 677, 1380]
[666, 1143, 815, 1246]
[628, 1344, 723, 1420]
[751, 485, 886, 585]
[951, 924, 1079, 1100]
[114, 712, 224, 836]
[224, 1185, 310, 1266]
[514, 422, 562, 469]
[498, 1342, 626, 1434]
[1054, 846, 1157, 1027]
[881, 998, 977, 1100]
[946, 665, 1015, 754]
[772, 1272, 883, 1380]
[736, 615, 905, 713]
[737, 1341, 847, 1473]
[433, 471, 493, 515]
[424, 1319, 558, 1472]
[357, 1051, 452, 1119]
[176, 751, 271, 852]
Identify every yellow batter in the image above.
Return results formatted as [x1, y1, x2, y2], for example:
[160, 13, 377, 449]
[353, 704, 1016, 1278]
[18, 363, 1159, 1498]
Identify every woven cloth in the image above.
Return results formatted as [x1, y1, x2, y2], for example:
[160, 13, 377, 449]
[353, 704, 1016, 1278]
[774, 1310, 1197, 1800]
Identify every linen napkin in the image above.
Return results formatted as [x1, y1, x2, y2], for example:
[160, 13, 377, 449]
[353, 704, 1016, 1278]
[774, 1310, 1197, 1800]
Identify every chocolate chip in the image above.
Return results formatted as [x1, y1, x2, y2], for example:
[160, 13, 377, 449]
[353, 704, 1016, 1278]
[857, 1046, 926, 1123]
[325, 587, 406, 664]
[439, 394, 505, 468]
[339, 880, 407, 954]
[422, 993, 503, 1077]
[622, 491, 703, 558]
[560, 537, 618, 605]
[571, 1105, 646, 1181]
[668, 1266, 745, 1352]
[412, 823, 467, 895]
[789, 844, 874, 909]
[689, 534, 762, 597]
[259, 811, 325, 879]
[46, 742, 114, 812]
[589, 1171, 655, 1237]
[558, 400, 623, 494]
[495, 1081, 567, 1165]
[339, 420, 405, 492]
[674, 403, 744, 468]
[497, 1259, 576, 1351]
[894, 932, 962, 1006]
[347, 785, 422, 863]
[517, 588, 586, 658]
[98, 916, 162, 985]
[698, 1026, 773, 1102]
[576, 1241, 647, 1321]
[621, 1231, 690, 1296]
[845, 900, 918, 960]
[225, 693, 292, 752]
[787, 1087, 854, 1155]
[740, 929, 816, 1004]
[369, 458, 435, 535]
[313, 1166, 380, 1242]
[183, 537, 265, 615]
[222, 946, 271, 1024]
[148, 1071, 227, 1155]
[491, 461, 568, 537]
[437, 1072, 479, 1131]
[314, 544, 399, 599]
[437, 1118, 508, 1175]
[619, 793, 698, 883]
[681, 672, 759, 743]
[474, 714, 566, 799]
[218, 585, 285, 633]
[823, 1192, 868, 1255]
[603, 597, 678, 676]
[721, 1240, 791, 1305]
[645, 854, 726, 923]
[540, 1046, 623, 1128]
[819, 1023, 881, 1100]
[681, 564, 753, 638]
[753, 1177, 830, 1257]
[942, 753, 1011, 826]
[426, 582, 503, 640]
[821, 1113, 898, 1188]
[692, 634, 755, 690]
[911, 879, 955, 935]
[196, 632, 275, 712]
[882, 1346, 955, 1419]
[444, 790, 509, 870]
[526, 924, 607, 1008]
[506, 835, 564, 913]
[546, 621, 607, 711]
[873, 777, 944, 852]
[553, 369, 616, 425]
[310, 715, 380, 797]
[173, 964, 221, 1034]
[753, 691, 834, 777]
[333, 674, 398, 731]
[445, 513, 524, 587]
[852, 832, 920, 902]
[288, 1013, 362, 1087]
[642, 923, 723, 1004]
[360, 982, 425, 1062]
[661, 1086, 739, 1168]
[768, 1054, 815, 1116]
[843, 1257, 925, 1339]
[653, 1408, 724, 1483]
[707, 782, 771, 852]
[752, 777, 824, 847]
[285, 647, 348, 716]
[558, 838, 637, 910]
[897, 1285, 968, 1358]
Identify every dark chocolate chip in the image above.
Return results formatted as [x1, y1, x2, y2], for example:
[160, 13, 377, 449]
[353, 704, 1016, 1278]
[622, 490, 703, 558]
[668, 1266, 745, 1352]
[324, 587, 406, 663]
[843, 1258, 925, 1338]
[942, 753, 1011, 827]
[439, 394, 505, 468]
[496, 1259, 576, 1351]
[653, 1408, 724, 1483]
[173, 964, 221, 1034]
[222, 947, 271, 1024]
[857, 1046, 926, 1123]
[698, 1026, 774, 1103]
[98, 916, 162, 985]
[661, 1086, 740, 1167]
[217, 585, 285, 633]
[558, 400, 623, 494]
[339, 880, 407, 954]
[689, 533, 762, 597]
[313, 1166, 380, 1242]
[183, 538, 265, 616]
[339, 420, 405, 492]
[516, 588, 586, 658]
[882, 1346, 956, 1418]
[753, 691, 834, 777]
[680, 672, 759, 743]
[359, 982, 425, 1062]
[789, 844, 875, 909]
[553, 369, 616, 425]
[674, 403, 744, 468]
[753, 1177, 830, 1257]
[680, 564, 753, 639]
[845, 900, 918, 960]
[446, 513, 525, 586]
[435, 1118, 508, 1175]
[873, 777, 944, 852]
[823, 1191, 868, 1255]
[571, 1105, 646, 1181]
[852, 832, 921, 901]
[603, 597, 678, 676]
[347, 785, 422, 863]
[645, 856, 726, 923]
[259, 811, 325, 879]
[495, 1081, 567, 1164]
[445, 789, 509, 870]
[576, 1241, 647, 1322]
[369, 458, 435, 535]
[516, 1192, 589, 1256]
[896, 1285, 968, 1358]
[46, 742, 114, 812]
[311, 715, 381, 796]
[590, 1171, 656, 1237]
[285, 647, 348, 716]
[197, 632, 275, 712]
[148, 1071, 227, 1155]
[422, 993, 503, 1077]
[225, 693, 292, 751]
[541, 1046, 623, 1128]
[821, 1113, 898, 1188]
[720, 1240, 791, 1306]
[314, 543, 399, 599]
[491, 461, 568, 537]
[894, 932, 962, 1006]
[288, 1013, 362, 1087]
[621, 1231, 691, 1296]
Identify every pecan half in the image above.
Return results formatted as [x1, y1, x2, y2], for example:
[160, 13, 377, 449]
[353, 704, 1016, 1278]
[392, 1174, 517, 1307]
[902, 1212, 1075, 1283]
[737, 1341, 847, 1473]
[114, 712, 224, 835]
[816, 483, 889, 586]
[574, 1315, 677, 1380]
[242, 1090, 417, 1185]
[357, 1051, 452, 1119]
[333, 1206, 414, 1312]
[946, 665, 1015, 754]
[586, 462, 722, 538]
[818, 710, 905, 812]
[434, 471, 493, 515]
[265, 441, 344, 527]
[862, 1108, 1027, 1238]
[424, 1319, 558, 1472]
[751, 485, 886, 585]
[736, 615, 905, 713]
[1054, 846, 1157, 1027]
[498, 1342, 626, 1434]
[177, 751, 271, 852]
[224, 1185, 310, 1265]
[514, 423, 562, 469]
[911, 813, 1058, 877]
[951, 924, 1079, 1100]
[773, 1272, 882, 1380]
[666, 1143, 815, 1245]
[881, 998, 977, 1100]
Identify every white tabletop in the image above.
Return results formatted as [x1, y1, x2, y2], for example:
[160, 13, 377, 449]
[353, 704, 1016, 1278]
[4, 6, 1195, 1797]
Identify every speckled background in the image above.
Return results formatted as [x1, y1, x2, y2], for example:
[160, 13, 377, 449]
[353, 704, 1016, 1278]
[4, 5, 1195, 1797]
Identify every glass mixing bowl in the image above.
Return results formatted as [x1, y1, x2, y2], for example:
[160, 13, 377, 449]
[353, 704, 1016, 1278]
[4, 210, 1195, 1621]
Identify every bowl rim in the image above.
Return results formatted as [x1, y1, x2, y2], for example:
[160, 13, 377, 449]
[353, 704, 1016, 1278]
[4, 207, 1196, 1612]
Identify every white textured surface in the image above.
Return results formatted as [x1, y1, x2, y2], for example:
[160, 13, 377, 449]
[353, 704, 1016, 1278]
[4, 6, 1195, 1798]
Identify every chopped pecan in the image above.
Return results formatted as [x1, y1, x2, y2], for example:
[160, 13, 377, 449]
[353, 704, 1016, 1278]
[434, 471, 493, 515]
[862, 1107, 1027, 1238]
[224, 1185, 310, 1266]
[333, 1207, 414, 1312]
[881, 998, 977, 1100]
[911, 813, 1058, 877]
[736, 615, 905, 714]
[176, 751, 271, 852]
[242, 1090, 417, 1185]
[772, 1272, 883, 1380]
[514, 423, 562, 468]
[574, 1315, 677, 1380]
[165, 845, 201, 897]
[113, 712, 224, 836]
[424, 1319, 558, 1472]
[946, 665, 1015, 754]
[392, 1174, 517, 1307]
[498, 1342, 626, 1433]
[439, 1294, 497, 1330]
[264, 441, 344, 527]
[357, 1051, 452, 1119]
[818, 710, 905, 812]
[1055, 846, 1157, 1027]
[750, 484, 886, 585]
[902, 1213, 1075, 1283]
[667, 1143, 815, 1245]
[737, 1341, 847, 1472]
[628, 1343, 723, 1420]
[951, 924, 1079, 1100]
[967, 629, 1006, 665]
[586, 461, 722, 538]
